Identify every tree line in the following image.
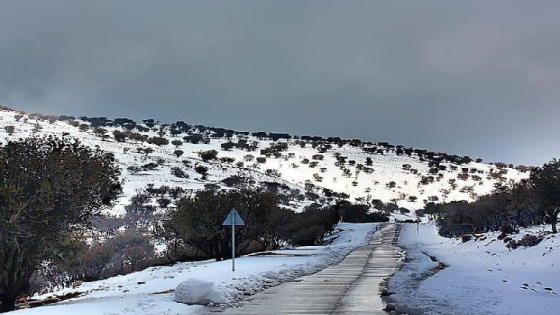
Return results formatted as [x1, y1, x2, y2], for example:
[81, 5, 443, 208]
[424, 159, 560, 237]
[163, 189, 388, 262]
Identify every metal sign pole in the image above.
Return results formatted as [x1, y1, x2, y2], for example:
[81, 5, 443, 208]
[232, 214, 236, 272]
[222, 208, 244, 272]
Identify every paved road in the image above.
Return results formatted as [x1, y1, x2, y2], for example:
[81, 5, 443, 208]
[220, 224, 402, 315]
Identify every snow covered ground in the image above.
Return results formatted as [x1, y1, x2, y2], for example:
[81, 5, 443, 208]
[9, 223, 377, 315]
[390, 223, 560, 315]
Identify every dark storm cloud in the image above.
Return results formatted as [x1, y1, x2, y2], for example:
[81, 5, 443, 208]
[1, 0, 559, 165]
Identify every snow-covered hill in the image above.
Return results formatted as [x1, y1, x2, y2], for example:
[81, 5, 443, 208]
[0, 107, 528, 219]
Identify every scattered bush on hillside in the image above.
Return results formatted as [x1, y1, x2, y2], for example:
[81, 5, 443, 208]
[171, 167, 189, 179]
[148, 136, 169, 146]
[137, 147, 154, 156]
[195, 165, 209, 179]
[113, 130, 127, 142]
[221, 141, 235, 151]
[220, 157, 235, 164]
[93, 127, 108, 138]
[183, 134, 203, 144]
[222, 175, 246, 187]
[199, 150, 218, 161]
[127, 165, 142, 174]
[141, 162, 159, 171]
[67, 120, 80, 128]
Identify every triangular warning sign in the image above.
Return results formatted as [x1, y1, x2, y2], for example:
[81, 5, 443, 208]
[222, 208, 245, 226]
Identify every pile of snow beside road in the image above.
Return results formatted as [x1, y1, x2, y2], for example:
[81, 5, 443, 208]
[390, 223, 560, 315]
[174, 279, 225, 305]
[10, 223, 377, 315]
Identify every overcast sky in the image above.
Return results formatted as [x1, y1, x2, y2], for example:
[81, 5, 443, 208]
[0, 1, 559, 166]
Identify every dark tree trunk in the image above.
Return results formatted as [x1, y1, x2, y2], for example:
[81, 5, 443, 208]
[0, 295, 17, 313]
[550, 207, 559, 234]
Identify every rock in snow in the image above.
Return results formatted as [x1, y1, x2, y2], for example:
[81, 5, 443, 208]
[174, 278, 226, 305]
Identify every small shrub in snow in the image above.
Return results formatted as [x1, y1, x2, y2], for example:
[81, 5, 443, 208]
[312, 154, 324, 160]
[4, 125, 15, 135]
[199, 150, 218, 161]
[171, 167, 189, 178]
[113, 130, 127, 142]
[67, 120, 80, 127]
[204, 183, 220, 190]
[142, 163, 158, 171]
[127, 166, 142, 174]
[148, 136, 169, 146]
[157, 198, 171, 208]
[220, 141, 235, 151]
[508, 234, 544, 249]
[93, 127, 108, 138]
[195, 165, 209, 178]
[138, 147, 154, 156]
[220, 157, 235, 164]
[265, 169, 281, 177]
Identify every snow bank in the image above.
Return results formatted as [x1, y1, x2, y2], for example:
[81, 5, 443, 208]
[9, 222, 377, 315]
[174, 279, 225, 305]
[390, 223, 560, 315]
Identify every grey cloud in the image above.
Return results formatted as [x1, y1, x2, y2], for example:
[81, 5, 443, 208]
[0, 0, 559, 165]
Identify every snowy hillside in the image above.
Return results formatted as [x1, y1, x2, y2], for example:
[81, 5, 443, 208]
[0, 107, 527, 219]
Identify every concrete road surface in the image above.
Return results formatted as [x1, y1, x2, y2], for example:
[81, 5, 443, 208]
[218, 224, 402, 315]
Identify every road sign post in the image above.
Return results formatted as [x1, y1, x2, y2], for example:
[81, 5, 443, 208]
[222, 208, 245, 272]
